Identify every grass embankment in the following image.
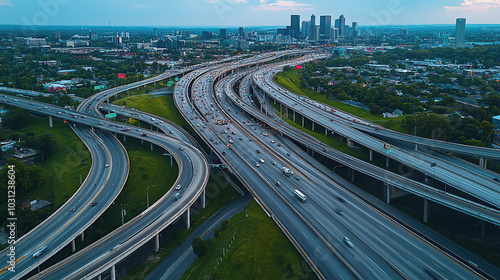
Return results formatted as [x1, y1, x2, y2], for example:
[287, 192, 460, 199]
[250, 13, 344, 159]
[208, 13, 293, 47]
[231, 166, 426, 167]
[181, 200, 315, 280]
[113, 95, 192, 133]
[273, 70, 404, 132]
[22, 117, 91, 207]
[125, 170, 241, 279]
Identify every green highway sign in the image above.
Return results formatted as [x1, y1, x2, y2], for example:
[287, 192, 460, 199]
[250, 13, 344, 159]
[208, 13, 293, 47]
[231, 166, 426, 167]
[105, 113, 117, 119]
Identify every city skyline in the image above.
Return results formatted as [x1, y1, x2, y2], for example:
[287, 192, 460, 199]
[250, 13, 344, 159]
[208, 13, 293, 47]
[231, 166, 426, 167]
[0, 0, 499, 27]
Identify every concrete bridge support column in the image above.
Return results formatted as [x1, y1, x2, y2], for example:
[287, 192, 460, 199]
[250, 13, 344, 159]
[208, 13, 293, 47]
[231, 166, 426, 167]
[386, 157, 389, 168]
[293, 111, 296, 122]
[415, 144, 418, 151]
[425, 175, 429, 185]
[71, 239, 76, 253]
[80, 231, 85, 242]
[280, 104, 282, 117]
[107, 98, 110, 104]
[369, 150, 373, 162]
[186, 207, 191, 229]
[346, 138, 353, 147]
[123, 135, 126, 142]
[110, 265, 116, 280]
[141, 139, 144, 144]
[302, 116, 304, 127]
[383, 183, 390, 204]
[325, 129, 328, 136]
[202, 189, 206, 209]
[97, 275, 101, 280]
[479, 220, 486, 238]
[350, 169, 355, 183]
[151, 143, 154, 151]
[479, 157, 487, 169]
[49, 116, 53, 128]
[154, 234, 160, 252]
[312, 122, 315, 132]
[423, 199, 430, 223]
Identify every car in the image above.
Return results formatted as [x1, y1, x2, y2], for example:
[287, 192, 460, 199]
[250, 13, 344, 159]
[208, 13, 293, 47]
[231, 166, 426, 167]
[287, 153, 291, 156]
[337, 196, 345, 202]
[335, 208, 343, 215]
[295, 176, 300, 181]
[255, 162, 260, 167]
[71, 207, 76, 212]
[271, 161, 277, 165]
[91, 201, 98, 207]
[175, 192, 182, 201]
[141, 133, 148, 136]
[105, 163, 110, 168]
[494, 178, 500, 183]
[343, 237, 354, 248]
[179, 147, 184, 151]
[271, 139, 275, 144]
[137, 129, 141, 132]
[277, 143, 281, 147]
[275, 181, 281, 187]
[175, 184, 181, 191]
[256, 150, 261, 154]
[259, 158, 265, 163]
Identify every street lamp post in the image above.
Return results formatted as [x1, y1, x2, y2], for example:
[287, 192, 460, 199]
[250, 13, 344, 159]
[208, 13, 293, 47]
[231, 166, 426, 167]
[333, 165, 342, 173]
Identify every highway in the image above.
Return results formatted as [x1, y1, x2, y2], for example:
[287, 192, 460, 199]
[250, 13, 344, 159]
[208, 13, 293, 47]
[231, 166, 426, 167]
[0, 94, 209, 279]
[0, 103, 130, 280]
[1, 50, 497, 279]
[252, 65, 500, 210]
[172, 52, 486, 279]
[0, 58, 237, 278]
[229, 66, 500, 227]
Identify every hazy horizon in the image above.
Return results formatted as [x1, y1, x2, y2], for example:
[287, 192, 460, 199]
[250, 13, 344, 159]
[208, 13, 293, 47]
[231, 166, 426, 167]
[1, 0, 500, 27]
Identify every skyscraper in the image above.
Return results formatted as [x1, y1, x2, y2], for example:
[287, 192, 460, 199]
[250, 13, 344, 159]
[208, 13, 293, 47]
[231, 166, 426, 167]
[220, 28, 227, 40]
[339, 15, 346, 37]
[352, 22, 358, 39]
[302, 21, 310, 38]
[455, 18, 466, 46]
[310, 14, 317, 41]
[291, 15, 300, 39]
[238, 27, 245, 39]
[319, 15, 332, 40]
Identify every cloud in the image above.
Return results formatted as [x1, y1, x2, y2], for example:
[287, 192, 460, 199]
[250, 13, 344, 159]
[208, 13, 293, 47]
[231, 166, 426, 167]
[0, 0, 12, 7]
[445, 0, 500, 11]
[252, 0, 313, 11]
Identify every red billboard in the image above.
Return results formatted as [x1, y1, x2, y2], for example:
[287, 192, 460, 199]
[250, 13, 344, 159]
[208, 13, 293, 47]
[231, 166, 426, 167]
[118, 73, 126, 79]
[295, 65, 303, 70]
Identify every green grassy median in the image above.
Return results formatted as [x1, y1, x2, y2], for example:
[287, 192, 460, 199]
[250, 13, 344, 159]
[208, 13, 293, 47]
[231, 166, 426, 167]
[181, 200, 315, 280]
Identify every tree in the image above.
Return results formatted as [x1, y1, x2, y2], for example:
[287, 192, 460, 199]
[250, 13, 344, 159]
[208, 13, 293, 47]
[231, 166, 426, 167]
[2, 108, 30, 130]
[192, 237, 209, 257]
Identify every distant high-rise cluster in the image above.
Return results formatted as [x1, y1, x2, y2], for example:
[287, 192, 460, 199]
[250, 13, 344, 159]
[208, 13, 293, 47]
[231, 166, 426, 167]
[455, 18, 466, 46]
[278, 14, 358, 42]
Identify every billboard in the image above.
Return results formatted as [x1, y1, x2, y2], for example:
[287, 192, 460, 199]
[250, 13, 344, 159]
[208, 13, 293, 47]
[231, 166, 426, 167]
[118, 73, 126, 79]
[295, 65, 303, 70]
[105, 113, 117, 119]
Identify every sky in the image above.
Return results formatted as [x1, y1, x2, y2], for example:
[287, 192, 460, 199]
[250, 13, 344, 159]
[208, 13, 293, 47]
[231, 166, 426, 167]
[0, 0, 499, 27]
